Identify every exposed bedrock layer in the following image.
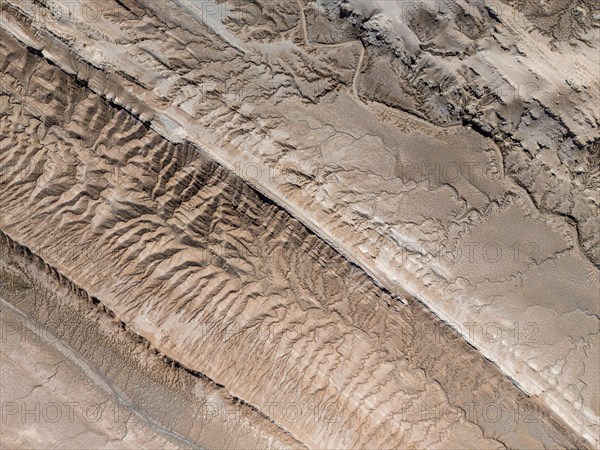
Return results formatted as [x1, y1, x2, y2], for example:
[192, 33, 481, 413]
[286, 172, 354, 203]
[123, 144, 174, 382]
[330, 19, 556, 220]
[330, 0, 599, 264]
[0, 243, 301, 450]
[1, 0, 598, 446]
[0, 30, 592, 449]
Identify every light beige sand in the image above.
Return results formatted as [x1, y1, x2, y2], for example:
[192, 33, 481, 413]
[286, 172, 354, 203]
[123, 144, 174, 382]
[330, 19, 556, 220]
[0, 0, 598, 447]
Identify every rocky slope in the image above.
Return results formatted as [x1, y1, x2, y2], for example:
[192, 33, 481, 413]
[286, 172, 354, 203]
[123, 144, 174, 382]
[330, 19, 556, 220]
[1, 0, 598, 447]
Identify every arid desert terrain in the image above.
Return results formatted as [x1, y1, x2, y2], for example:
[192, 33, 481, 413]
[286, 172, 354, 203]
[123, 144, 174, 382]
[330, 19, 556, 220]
[0, 0, 598, 448]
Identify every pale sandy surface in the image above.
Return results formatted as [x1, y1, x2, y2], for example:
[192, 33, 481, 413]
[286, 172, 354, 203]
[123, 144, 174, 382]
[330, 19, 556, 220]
[1, 301, 188, 450]
[0, 0, 598, 448]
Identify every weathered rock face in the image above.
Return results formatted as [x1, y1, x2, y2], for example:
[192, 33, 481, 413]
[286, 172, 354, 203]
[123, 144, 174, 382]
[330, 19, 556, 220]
[322, 0, 599, 265]
[0, 0, 598, 448]
[0, 239, 300, 450]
